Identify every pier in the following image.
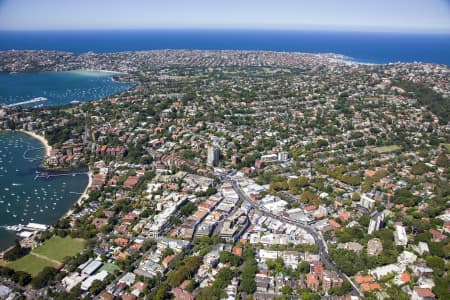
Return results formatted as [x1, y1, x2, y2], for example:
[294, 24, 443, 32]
[34, 171, 88, 180]
[6, 97, 47, 107]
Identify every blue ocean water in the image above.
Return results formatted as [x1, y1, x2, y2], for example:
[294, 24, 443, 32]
[0, 70, 134, 106]
[0, 71, 131, 249]
[0, 132, 89, 250]
[0, 29, 449, 65]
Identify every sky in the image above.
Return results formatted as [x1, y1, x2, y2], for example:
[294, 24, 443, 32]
[0, 0, 449, 33]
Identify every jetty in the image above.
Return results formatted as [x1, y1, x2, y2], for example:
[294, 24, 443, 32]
[34, 171, 88, 180]
[6, 97, 47, 107]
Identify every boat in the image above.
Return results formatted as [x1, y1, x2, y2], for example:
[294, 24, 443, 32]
[5, 224, 24, 232]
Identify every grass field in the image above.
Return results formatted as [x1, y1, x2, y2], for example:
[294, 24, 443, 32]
[370, 145, 402, 154]
[7, 236, 85, 276]
[99, 263, 120, 274]
[7, 254, 57, 277]
[33, 236, 86, 262]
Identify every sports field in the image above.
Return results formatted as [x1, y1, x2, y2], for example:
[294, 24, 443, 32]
[33, 236, 85, 262]
[7, 236, 85, 276]
[7, 254, 57, 277]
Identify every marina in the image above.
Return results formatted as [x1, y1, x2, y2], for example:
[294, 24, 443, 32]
[4, 222, 49, 233]
[34, 170, 89, 180]
[0, 132, 89, 250]
[0, 70, 129, 250]
[0, 70, 134, 107]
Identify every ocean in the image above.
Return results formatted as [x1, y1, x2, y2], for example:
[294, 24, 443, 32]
[0, 29, 449, 65]
[0, 132, 89, 250]
[0, 70, 134, 106]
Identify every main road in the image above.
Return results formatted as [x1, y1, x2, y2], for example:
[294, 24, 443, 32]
[230, 180, 362, 297]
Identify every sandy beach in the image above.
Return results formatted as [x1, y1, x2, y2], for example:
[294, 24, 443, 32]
[18, 129, 93, 216]
[78, 169, 93, 205]
[20, 130, 52, 157]
[64, 169, 93, 217]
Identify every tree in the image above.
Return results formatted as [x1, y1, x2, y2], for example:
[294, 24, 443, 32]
[426, 256, 445, 276]
[167, 255, 201, 287]
[88, 279, 105, 295]
[239, 248, 257, 294]
[280, 285, 292, 296]
[436, 154, 449, 168]
[352, 192, 361, 201]
[411, 162, 429, 175]
[154, 283, 170, 300]
[300, 291, 320, 300]
[288, 177, 308, 194]
[3, 240, 29, 261]
[219, 251, 241, 267]
[329, 280, 352, 296]
[433, 275, 450, 300]
[300, 190, 319, 205]
[31, 267, 57, 289]
[11, 271, 32, 286]
[297, 261, 310, 274]
[162, 247, 175, 259]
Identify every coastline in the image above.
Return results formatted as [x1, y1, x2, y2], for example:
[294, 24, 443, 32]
[64, 169, 93, 217]
[19, 130, 51, 157]
[76, 69, 128, 75]
[14, 129, 93, 217]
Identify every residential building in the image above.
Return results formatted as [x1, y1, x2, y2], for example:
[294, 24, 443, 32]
[207, 146, 220, 167]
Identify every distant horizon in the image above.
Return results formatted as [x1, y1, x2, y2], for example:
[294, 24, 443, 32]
[1, 29, 449, 65]
[1, 0, 449, 33]
[1, 27, 450, 35]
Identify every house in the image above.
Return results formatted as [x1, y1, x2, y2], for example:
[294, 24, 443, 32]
[172, 287, 195, 300]
[429, 229, 447, 242]
[367, 238, 383, 256]
[306, 273, 319, 291]
[369, 264, 401, 280]
[328, 219, 342, 229]
[114, 238, 129, 247]
[411, 287, 435, 300]
[119, 272, 136, 286]
[162, 254, 176, 269]
[394, 225, 408, 246]
[232, 247, 243, 257]
[124, 176, 139, 189]
[121, 293, 137, 300]
[354, 275, 375, 285]
[0, 285, 12, 300]
[361, 282, 381, 292]
[394, 272, 411, 286]
[122, 212, 139, 223]
[100, 292, 115, 300]
[337, 242, 363, 253]
[322, 270, 343, 291]
[92, 218, 109, 229]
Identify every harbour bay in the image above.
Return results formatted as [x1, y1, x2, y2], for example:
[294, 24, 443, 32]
[0, 70, 134, 107]
[0, 71, 133, 250]
[0, 131, 88, 250]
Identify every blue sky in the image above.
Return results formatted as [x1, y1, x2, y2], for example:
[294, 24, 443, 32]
[0, 0, 449, 32]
